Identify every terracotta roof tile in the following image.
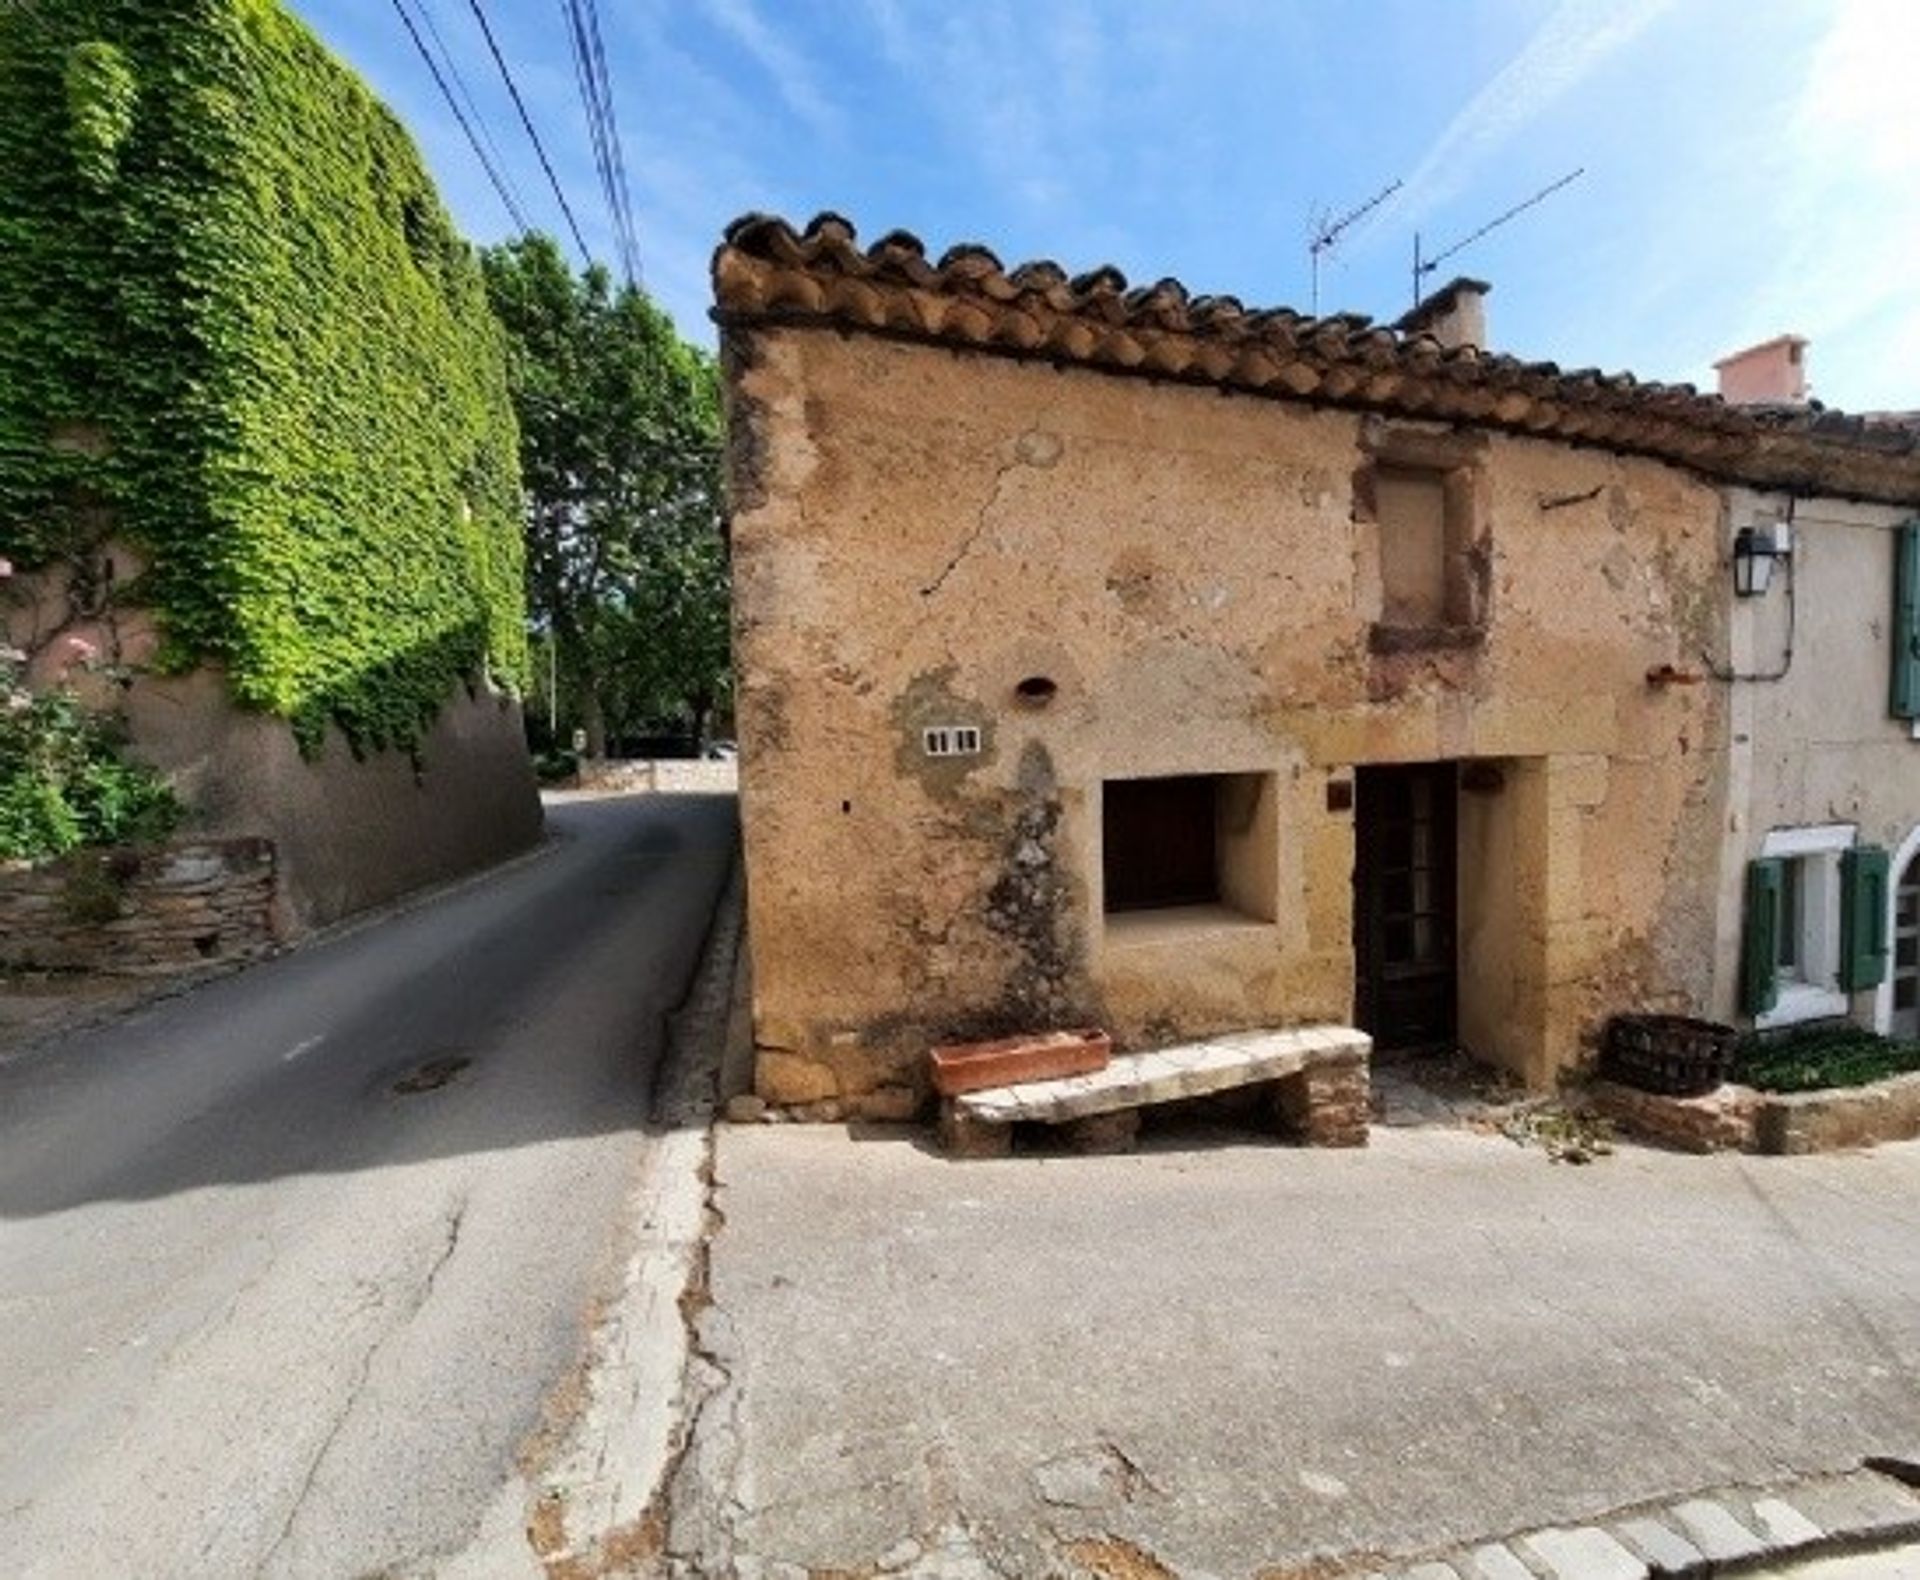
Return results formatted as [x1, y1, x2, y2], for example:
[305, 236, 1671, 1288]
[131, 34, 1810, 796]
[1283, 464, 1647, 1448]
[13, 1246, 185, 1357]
[712, 213, 1920, 506]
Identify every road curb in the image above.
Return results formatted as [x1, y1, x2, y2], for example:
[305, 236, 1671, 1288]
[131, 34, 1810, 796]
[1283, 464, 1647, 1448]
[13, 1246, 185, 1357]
[1357, 1461, 1920, 1580]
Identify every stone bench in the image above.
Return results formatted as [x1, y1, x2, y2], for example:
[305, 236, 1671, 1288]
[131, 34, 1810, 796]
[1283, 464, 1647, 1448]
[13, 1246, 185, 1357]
[938, 1025, 1371, 1157]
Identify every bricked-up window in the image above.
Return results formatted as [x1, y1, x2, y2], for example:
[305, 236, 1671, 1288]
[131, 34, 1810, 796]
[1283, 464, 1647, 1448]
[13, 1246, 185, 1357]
[1355, 424, 1490, 642]
[1102, 773, 1279, 921]
[1376, 466, 1450, 627]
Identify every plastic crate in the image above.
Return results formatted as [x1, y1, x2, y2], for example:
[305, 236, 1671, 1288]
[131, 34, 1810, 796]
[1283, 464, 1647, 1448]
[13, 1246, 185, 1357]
[1601, 1013, 1736, 1098]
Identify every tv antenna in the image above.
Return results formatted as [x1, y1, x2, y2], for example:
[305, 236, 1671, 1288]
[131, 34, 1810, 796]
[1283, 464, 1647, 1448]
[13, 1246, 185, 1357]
[1307, 178, 1402, 315]
[1411, 167, 1584, 311]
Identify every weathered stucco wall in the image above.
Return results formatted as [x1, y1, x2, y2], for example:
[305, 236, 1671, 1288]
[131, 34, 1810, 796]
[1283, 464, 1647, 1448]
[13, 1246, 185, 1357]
[5, 548, 543, 934]
[730, 328, 1729, 1112]
[124, 668, 541, 933]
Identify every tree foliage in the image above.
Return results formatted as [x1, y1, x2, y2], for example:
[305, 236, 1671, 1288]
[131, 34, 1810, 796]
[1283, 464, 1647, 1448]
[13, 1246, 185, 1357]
[481, 235, 726, 755]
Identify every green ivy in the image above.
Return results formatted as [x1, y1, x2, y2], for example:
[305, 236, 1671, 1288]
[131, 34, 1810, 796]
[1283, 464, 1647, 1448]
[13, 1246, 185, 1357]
[0, 0, 527, 756]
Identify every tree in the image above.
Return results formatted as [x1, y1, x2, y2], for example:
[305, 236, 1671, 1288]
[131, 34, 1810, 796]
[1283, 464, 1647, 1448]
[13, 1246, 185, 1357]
[480, 235, 726, 756]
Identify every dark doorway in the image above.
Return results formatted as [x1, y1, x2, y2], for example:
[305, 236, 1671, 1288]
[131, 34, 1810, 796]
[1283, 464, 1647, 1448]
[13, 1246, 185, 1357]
[1354, 763, 1458, 1051]
[1103, 775, 1219, 912]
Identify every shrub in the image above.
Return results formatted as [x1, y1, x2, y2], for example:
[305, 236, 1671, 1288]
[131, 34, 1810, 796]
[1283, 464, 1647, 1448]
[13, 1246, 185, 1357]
[1734, 1025, 1920, 1093]
[0, 572, 178, 860]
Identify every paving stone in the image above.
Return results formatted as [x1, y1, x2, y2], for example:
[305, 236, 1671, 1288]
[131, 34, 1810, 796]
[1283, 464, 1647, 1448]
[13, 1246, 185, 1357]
[1669, 1499, 1765, 1562]
[1789, 1470, 1920, 1537]
[1515, 1525, 1646, 1580]
[1459, 1543, 1537, 1580]
[1610, 1516, 1703, 1572]
[1750, 1496, 1825, 1545]
[1398, 1564, 1462, 1580]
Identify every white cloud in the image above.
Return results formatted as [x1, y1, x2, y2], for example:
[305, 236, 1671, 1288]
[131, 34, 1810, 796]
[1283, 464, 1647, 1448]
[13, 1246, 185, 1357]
[1381, 0, 1676, 233]
[1734, 0, 1920, 410]
[859, 0, 1115, 233]
[695, 0, 842, 143]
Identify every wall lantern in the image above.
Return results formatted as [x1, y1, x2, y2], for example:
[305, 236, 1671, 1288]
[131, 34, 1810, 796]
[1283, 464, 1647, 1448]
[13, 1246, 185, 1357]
[1732, 522, 1791, 597]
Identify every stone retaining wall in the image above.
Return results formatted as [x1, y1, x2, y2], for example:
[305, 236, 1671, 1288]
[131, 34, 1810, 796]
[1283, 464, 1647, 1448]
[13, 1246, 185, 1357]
[574, 758, 738, 794]
[0, 839, 277, 975]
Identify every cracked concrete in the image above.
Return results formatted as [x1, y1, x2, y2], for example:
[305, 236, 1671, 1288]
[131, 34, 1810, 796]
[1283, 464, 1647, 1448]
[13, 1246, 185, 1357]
[671, 1120, 1920, 1578]
[259, 1196, 471, 1576]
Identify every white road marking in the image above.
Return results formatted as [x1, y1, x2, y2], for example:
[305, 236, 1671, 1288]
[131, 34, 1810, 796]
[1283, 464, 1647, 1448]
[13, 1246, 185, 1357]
[281, 1036, 324, 1063]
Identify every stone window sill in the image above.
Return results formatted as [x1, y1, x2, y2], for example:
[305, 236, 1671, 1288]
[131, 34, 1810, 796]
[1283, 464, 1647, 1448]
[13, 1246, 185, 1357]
[1755, 981, 1850, 1032]
[1103, 903, 1278, 949]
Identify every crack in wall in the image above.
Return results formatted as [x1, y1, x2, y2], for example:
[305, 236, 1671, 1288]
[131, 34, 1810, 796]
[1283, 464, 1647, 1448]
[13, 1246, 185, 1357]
[918, 440, 1037, 600]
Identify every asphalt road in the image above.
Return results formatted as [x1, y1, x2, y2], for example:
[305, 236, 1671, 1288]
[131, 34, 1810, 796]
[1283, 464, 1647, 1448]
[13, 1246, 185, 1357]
[0, 790, 737, 1579]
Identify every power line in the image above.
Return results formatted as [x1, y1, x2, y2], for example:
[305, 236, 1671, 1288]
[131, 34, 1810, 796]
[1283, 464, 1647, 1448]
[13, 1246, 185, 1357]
[464, 0, 595, 266]
[388, 0, 533, 232]
[414, 0, 529, 221]
[561, 2, 617, 265]
[581, 0, 643, 284]
[560, 0, 642, 285]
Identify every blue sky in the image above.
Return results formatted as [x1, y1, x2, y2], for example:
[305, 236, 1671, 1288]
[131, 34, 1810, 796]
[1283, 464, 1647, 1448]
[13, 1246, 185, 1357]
[298, 0, 1917, 413]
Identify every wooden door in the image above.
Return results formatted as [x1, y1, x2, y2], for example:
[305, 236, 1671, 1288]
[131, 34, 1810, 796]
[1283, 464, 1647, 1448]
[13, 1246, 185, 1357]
[1354, 764, 1458, 1051]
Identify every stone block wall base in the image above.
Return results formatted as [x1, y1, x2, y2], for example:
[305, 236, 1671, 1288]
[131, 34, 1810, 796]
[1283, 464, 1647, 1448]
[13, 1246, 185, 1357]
[1061, 1110, 1140, 1155]
[1273, 1061, 1371, 1147]
[1586, 1079, 1759, 1153]
[938, 1104, 1013, 1159]
[1754, 1069, 1920, 1154]
[1588, 1070, 1920, 1155]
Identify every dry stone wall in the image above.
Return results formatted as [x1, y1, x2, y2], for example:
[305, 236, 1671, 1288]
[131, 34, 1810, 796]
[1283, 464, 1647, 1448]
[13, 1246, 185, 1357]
[0, 839, 275, 975]
[574, 758, 739, 794]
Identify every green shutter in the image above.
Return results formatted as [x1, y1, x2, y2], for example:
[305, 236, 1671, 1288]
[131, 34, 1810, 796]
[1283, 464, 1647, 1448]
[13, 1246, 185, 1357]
[1741, 858, 1784, 1017]
[1841, 844, 1892, 993]
[1892, 522, 1920, 718]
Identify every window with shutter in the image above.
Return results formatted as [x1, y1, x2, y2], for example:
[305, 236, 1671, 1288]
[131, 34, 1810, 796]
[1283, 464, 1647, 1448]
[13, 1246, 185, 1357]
[1841, 844, 1891, 992]
[1892, 521, 1920, 719]
[1742, 858, 1784, 1017]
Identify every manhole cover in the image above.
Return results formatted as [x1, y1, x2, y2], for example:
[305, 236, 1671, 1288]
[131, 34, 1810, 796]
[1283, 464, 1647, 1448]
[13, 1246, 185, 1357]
[392, 1056, 472, 1095]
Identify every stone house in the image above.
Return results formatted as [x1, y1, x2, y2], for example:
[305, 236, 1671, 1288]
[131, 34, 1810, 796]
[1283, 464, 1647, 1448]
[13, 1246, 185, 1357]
[714, 213, 1920, 1118]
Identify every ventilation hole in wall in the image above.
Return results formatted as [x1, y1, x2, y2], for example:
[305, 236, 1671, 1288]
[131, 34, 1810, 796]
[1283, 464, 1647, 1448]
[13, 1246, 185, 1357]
[841, 799, 852, 814]
[922, 724, 983, 758]
[1014, 675, 1058, 706]
[193, 933, 219, 957]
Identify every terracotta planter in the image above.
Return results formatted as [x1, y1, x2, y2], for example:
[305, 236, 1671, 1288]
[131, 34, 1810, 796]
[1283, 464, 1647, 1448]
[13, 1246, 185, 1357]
[929, 1028, 1112, 1098]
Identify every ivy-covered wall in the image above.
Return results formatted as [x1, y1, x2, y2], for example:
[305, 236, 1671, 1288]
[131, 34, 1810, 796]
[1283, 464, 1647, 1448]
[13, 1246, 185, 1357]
[0, 0, 527, 753]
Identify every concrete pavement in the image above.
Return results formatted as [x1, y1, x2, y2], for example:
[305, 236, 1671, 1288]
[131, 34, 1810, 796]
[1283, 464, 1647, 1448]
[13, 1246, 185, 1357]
[672, 1113, 1920, 1577]
[0, 791, 735, 1578]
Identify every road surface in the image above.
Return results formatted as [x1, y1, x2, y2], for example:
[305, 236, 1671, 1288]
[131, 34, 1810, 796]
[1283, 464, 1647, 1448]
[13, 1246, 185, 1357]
[0, 791, 735, 1578]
